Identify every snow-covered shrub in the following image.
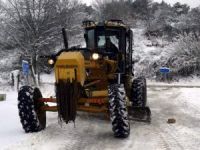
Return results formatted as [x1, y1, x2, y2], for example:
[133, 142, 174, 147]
[134, 26, 200, 80]
[167, 34, 200, 76]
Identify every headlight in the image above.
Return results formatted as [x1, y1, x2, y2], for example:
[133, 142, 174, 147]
[92, 53, 100, 60]
[48, 59, 54, 65]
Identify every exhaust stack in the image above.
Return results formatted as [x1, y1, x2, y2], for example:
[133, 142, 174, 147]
[62, 28, 68, 50]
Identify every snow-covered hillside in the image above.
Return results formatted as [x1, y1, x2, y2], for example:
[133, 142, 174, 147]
[133, 27, 173, 79]
[133, 26, 200, 80]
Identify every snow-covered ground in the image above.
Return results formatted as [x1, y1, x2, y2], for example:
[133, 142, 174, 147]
[0, 80, 200, 150]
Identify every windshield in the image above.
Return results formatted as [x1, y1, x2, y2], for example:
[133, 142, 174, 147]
[97, 30, 119, 49]
[86, 29, 120, 52]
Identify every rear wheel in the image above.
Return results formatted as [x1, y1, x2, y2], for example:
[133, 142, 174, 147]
[108, 84, 130, 138]
[18, 86, 46, 133]
[131, 77, 147, 107]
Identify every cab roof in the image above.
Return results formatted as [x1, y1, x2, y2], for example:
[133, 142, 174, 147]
[82, 20, 128, 30]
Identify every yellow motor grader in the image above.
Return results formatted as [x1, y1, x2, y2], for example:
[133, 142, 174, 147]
[18, 20, 151, 138]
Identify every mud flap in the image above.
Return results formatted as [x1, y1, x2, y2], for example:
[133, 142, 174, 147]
[128, 106, 151, 123]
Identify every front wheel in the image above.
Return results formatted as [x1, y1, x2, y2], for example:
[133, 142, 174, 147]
[18, 86, 46, 133]
[108, 84, 130, 138]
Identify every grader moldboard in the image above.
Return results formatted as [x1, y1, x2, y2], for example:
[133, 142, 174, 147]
[18, 20, 151, 138]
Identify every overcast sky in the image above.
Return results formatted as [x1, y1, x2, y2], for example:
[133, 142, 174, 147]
[82, 0, 200, 8]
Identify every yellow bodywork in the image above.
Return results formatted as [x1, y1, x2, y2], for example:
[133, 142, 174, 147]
[55, 52, 85, 85]
[53, 51, 118, 114]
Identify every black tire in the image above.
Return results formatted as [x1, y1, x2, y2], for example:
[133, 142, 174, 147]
[18, 86, 46, 133]
[131, 77, 147, 107]
[108, 84, 130, 138]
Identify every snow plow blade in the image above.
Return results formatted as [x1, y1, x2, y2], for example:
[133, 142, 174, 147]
[128, 106, 151, 123]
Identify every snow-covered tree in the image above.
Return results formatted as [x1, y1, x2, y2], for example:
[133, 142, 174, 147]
[132, 0, 152, 21]
[0, 0, 92, 85]
[173, 2, 190, 16]
[93, 0, 132, 23]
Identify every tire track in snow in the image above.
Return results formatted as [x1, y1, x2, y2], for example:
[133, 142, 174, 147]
[7, 118, 101, 150]
[156, 126, 184, 150]
[149, 87, 200, 150]
[177, 94, 200, 118]
[148, 87, 185, 150]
